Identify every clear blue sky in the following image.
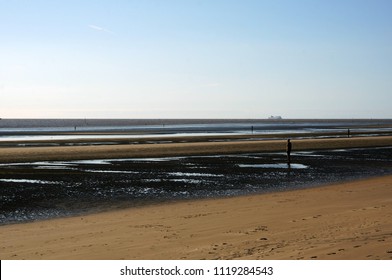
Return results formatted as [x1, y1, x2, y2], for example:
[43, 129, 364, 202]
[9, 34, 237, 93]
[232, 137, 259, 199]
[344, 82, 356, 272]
[1, 0, 391, 118]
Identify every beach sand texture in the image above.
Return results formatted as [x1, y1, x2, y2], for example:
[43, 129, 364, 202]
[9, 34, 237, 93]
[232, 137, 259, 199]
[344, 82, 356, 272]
[1, 135, 392, 163]
[1, 175, 392, 260]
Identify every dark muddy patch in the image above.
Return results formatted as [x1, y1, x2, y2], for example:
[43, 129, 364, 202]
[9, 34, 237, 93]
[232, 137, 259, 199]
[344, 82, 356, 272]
[1, 147, 392, 224]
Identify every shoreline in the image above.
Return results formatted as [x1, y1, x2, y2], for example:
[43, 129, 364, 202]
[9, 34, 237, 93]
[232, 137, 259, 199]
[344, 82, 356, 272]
[1, 130, 392, 144]
[1, 135, 392, 163]
[1, 175, 391, 260]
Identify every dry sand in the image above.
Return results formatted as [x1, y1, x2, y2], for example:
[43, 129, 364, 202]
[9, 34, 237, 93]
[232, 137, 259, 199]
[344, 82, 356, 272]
[1, 175, 392, 260]
[1, 135, 392, 163]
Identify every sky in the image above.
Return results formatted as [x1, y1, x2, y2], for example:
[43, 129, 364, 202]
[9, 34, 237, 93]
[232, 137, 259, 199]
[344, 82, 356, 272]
[0, 0, 391, 119]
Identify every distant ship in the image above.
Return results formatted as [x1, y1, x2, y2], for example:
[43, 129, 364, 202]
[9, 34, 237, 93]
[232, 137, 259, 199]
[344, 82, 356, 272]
[268, 115, 282, 120]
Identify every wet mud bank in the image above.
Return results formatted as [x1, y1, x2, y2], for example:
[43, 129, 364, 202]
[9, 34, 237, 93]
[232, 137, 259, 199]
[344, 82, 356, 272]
[1, 147, 392, 224]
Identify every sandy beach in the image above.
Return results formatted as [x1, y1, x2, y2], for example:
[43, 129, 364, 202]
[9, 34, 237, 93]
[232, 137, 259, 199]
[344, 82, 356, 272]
[1, 134, 392, 259]
[1, 135, 392, 163]
[1, 175, 392, 260]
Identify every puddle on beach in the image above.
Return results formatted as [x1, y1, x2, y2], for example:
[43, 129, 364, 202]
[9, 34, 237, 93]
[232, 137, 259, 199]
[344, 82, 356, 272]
[69, 160, 112, 165]
[170, 179, 203, 184]
[0, 178, 62, 184]
[293, 151, 320, 157]
[120, 157, 182, 162]
[167, 172, 223, 177]
[34, 166, 78, 170]
[81, 169, 139, 174]
[238, 163, 309, 169]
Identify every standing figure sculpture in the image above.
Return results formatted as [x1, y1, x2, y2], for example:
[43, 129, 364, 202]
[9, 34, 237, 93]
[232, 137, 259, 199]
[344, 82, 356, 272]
[286, 139, 292, 164]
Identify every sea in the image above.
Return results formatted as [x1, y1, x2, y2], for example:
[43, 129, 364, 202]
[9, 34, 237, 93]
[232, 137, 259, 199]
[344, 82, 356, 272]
[1, 118, 392, 140]
[1, 119, 392, 225]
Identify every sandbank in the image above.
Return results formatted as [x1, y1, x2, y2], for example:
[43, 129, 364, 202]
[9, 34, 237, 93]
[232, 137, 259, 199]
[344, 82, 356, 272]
[0, 135, 392, 163]
[1, 175, 392, 260]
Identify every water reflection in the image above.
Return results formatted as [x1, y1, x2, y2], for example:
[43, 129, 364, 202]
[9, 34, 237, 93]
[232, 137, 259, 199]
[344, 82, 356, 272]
[238, 163, 308, 169]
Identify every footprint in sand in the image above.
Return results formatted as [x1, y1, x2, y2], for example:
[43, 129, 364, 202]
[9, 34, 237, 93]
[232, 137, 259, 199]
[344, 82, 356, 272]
[297, 214, 323, 222]
[253, 225, 268, 232]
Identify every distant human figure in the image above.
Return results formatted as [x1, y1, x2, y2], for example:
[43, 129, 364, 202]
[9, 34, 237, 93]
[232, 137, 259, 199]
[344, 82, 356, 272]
[286, 139, 292, 164]
[251, 126, 254, 134]
[347, 129, 350, 138]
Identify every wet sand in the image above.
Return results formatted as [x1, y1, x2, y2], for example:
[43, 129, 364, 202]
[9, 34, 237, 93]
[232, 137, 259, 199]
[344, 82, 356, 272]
[0, 175, 391, 260]
[1, 135, 392, 163]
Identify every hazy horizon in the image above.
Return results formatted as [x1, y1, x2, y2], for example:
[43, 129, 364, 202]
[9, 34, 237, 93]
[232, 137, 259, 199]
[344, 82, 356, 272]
[0, 117, 391, 120]
[1, 0, 391, 119]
